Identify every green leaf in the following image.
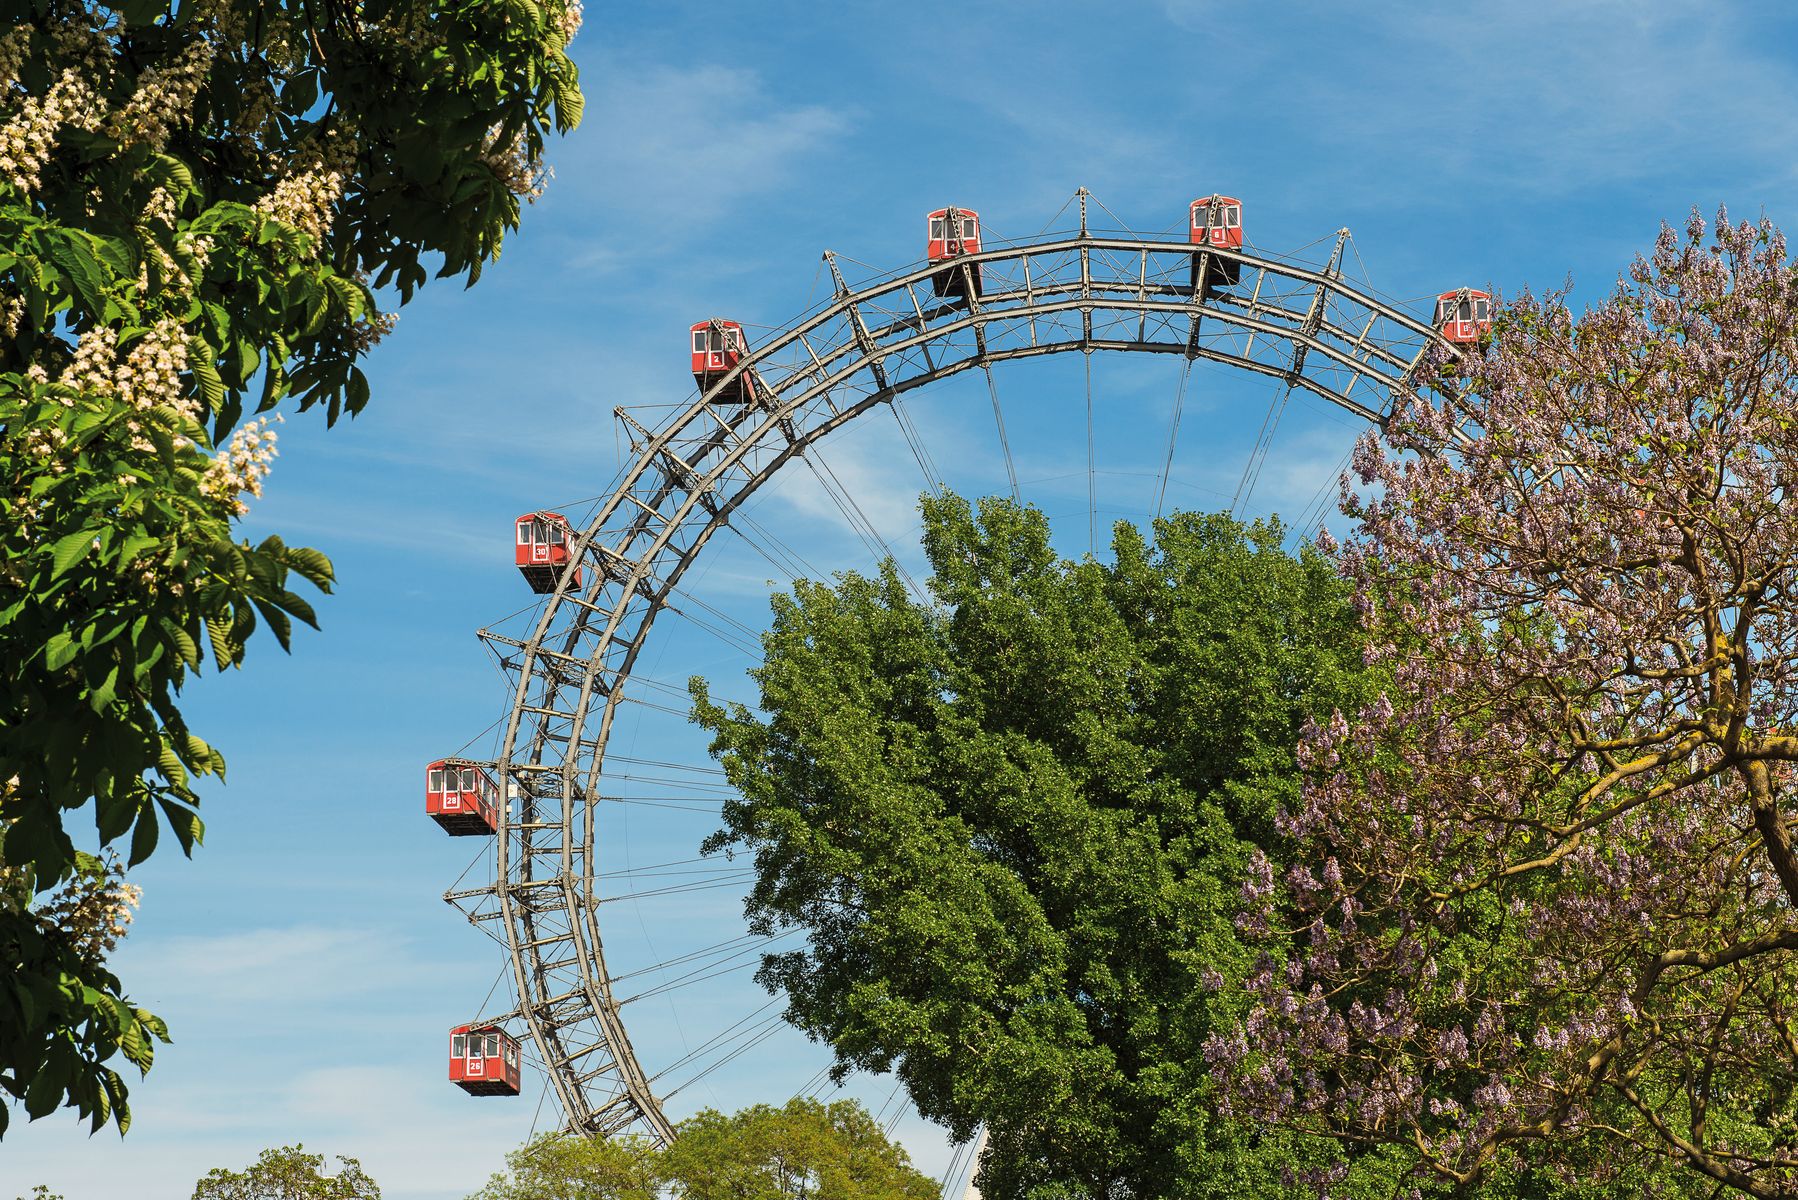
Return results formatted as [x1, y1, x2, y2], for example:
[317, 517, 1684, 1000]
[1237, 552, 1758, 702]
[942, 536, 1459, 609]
[345, 366, 371, 414]
[95, 788, 138, 843]
[251, 597, 293, 652]
[4, 814, 67, 878]
[87, 663, 121, 713]
[145, 152, 196, 197]
[191, 350, 225, 413]
[233, 338, 259, 384]
[285, 546, 335, 590]
[549, 57, 585, 129]
[128, 805, 159, 866]
[44, 631, 77, 672]
[8, 975, 38, 1031]
[23, 1057, 64, 1120]
[88, 1074, 112, 1133]
[50, 527, 100, 579]
[119, 1016, 150, 1072]
[155, 797, 204, 856]
[115, 533, 159, 568]
[43, 229, 111, 316]
[160, 618, 200, 668]
[204, 611, 234, 670]
[182, 731, 220, 776]
[277, 589, 318, 629]
[156, 742, 189, 787]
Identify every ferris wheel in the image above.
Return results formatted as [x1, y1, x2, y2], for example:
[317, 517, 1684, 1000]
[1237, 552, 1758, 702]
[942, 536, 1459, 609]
[425, 188, 1481, 1149]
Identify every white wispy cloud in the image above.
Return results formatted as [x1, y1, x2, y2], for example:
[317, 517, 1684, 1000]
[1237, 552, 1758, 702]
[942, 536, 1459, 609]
[546, 58, 852, 269]
[121, 925, 448, 1010]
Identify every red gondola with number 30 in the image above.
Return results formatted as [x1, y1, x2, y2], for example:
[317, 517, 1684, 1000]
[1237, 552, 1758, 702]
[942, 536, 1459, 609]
[514, 511, 580, 594]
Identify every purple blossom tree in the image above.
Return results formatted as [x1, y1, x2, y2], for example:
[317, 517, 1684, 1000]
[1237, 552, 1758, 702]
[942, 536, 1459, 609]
[1209, 210, 1798, 1196]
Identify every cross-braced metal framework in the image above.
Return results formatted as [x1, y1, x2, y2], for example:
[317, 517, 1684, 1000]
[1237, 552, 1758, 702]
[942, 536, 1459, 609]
[444, 193, 1453, 1142]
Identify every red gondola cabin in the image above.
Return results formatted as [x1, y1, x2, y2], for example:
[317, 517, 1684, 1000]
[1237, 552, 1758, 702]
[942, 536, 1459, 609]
[690, 320, 756, 403]
[927, 207, 983, 298]
[425, 759, 499, 836]
[1190, 196, 1243, 250]
[1435, 288, 1492, 346]
[1189, 195, 1244, 297]
[515, 511, 580, 594]
[449, 1024, 521, 1096]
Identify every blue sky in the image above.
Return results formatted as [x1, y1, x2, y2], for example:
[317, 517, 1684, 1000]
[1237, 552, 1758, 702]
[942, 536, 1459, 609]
[11, 2, 1798, 1197]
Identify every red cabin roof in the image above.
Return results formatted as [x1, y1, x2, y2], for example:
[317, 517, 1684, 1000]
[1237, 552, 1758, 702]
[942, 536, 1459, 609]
[515, 511, 581, 595]
[449, 1024, 521, 1096]
[1190, 196, 1243, 250]
[1435, 288, 1492, 346]
[690, 320, 755, 403]
[926, 207, 981, 262]
[425, 759, 499, 837]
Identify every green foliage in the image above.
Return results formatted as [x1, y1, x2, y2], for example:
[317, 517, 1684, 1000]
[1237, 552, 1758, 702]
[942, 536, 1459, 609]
[693, 495, 1378, 1199]
[467, 1099, 936, 1200]
[192, 1144, 380, 1200]
[694, 495, 1718, 1199]
[466, 1130, 661, 1200]
[0, 842, 165, 1139]
[1, 0, 581, 1138]
[0, 0, 582, 425]
[0, 371, 319, 1137]
[663, 1099, 938, 1200]
[1, 385, 326, 881]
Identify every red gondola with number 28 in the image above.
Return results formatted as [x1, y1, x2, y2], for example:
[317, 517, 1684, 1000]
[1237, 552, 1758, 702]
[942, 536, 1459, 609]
[449, 1024, 521, 1096]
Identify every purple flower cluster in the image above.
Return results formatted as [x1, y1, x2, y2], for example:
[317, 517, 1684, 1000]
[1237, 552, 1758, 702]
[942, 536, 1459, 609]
[1213, 210, 1798, 1195]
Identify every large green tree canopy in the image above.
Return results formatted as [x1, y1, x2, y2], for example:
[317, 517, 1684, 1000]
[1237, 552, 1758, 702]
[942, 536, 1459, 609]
[693, 494, 1721, 1199]
[693, 495, 1383, 1198]
[1, 0, 580, 1135]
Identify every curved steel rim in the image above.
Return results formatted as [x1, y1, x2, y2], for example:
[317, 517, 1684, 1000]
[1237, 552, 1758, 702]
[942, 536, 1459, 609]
[450, 217, 1454, 1140]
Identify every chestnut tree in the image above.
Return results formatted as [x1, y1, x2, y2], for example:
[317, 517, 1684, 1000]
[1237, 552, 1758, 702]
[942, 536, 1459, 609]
[1, 0, 582, 1136]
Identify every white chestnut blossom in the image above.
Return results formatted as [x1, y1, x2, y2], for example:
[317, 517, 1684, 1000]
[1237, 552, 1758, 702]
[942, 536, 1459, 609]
[108, 38, 215, 151]
[0, 66, 99, 194]
[32, 858, 143, 963]
[201, 414, 280, 514]
[60, 318, 193, 419]
[0, 26, 29, 90]
[554, 0, 584, 47]
[253, 126, 356, 245]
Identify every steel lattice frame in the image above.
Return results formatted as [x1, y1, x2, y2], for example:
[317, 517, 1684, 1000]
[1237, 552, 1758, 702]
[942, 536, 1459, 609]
[444, 206, 1452, 1141]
